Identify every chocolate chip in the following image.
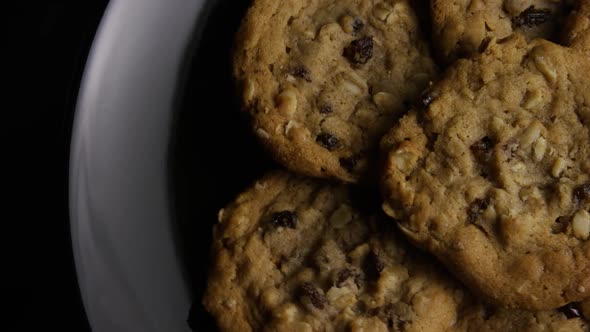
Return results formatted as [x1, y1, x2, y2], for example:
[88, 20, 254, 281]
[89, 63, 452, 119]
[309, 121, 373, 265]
[573, 183, 590, 205]
[513, 6, 551, 27]
[339, 157, 357, 172]
[300, 282, 327, 309]
[291, 64, 312, 82]
[468, 198, 489, 223]
[270, 211, 298, 229]
[343, 36, 374, 65]
[320, 104, 333, 114]
[558, 302, 582, 319]
[352, 18, 364, 34]
[335, 268, 361, 288]
[316, 133, 340, 151]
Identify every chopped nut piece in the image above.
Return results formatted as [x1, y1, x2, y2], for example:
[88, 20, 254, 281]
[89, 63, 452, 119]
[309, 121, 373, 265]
[551, 157, 566, 177]
[532, 137, 547, 161]
[276, 89, 298, 117]
[373, 2, 393, 21]
[330, 205, 354, 228]
[274, 303, 299, 321]
[519, 121, 543, 148]
[391, 150, 416, 173]
[243, 79, 256, 103]
[523, 89, 543, 109]
[533, 55, 557, 83]
[261, 287, 281, 308]
[285, 120, 299, 136]
[341, 80, 363, 95]
[326, 286, 356, 309]
[373, 92, 395, 110]
[256, 128, 270, 139]
[572, 210, 590, 240]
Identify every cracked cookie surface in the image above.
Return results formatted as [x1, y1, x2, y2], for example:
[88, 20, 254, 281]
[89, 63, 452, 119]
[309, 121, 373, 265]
[233, 0, 436, 182]
[203, 172, 589, 331]
[564, 0, 590, 53]
[431, 0, 578, 64]
[381, 34, 590, 310]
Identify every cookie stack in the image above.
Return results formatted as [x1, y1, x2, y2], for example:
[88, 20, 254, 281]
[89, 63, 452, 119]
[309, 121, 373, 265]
[203, 0, 590, 330]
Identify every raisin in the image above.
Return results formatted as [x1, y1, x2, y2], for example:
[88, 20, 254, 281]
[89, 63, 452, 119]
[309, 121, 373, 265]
[291, 64, 312, 82]
[352, 18, 364, 34]
[513, 6, 551, 27]
[316, 133, 340, 151]
[320, 104, 333, 114]
[552, 216, 569, 234]
[573, 183, 590, 205]
[270, 211, 298, 229]
[558, 302, 581, 319]
[300, 282, 327, 309]
[335, 268, 361, 288]
[471, 137, 494, 158]
[468, 198, 490, 223]
[479, 36, 493, 53]
[343, 36, 374, 64]
[471, 136, 494, 170]
[339, 157, 357, 172]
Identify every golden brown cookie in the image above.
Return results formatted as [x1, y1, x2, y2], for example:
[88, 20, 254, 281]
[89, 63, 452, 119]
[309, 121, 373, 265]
[381, 34, 590, 310]
[204, 172, 589, 331]
[233, 0, 436, 182]
[564, 0, 590, 53]
[431, 0, 578, 64]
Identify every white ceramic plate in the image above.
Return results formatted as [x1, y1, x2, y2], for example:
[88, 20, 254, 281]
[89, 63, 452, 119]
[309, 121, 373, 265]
[70, 1, 208, 331]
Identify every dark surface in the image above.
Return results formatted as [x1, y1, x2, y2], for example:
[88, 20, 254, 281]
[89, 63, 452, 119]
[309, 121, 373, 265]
[8, 2, 108, 331]
[170, 0, 276, 330]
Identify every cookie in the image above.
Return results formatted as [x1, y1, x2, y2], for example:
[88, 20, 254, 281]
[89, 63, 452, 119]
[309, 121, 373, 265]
[233, 0, 436, 182]
[457, 301, 590, 331]
[431, 0, 578, 64]
[381, 34, 590, 310]
[564, 0, 590, 53]
[203, 172, 590, 331]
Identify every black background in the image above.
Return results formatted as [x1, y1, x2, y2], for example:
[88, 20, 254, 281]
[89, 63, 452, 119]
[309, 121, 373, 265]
[8, 2, 108, 331]
[7, 1, 266, 331]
